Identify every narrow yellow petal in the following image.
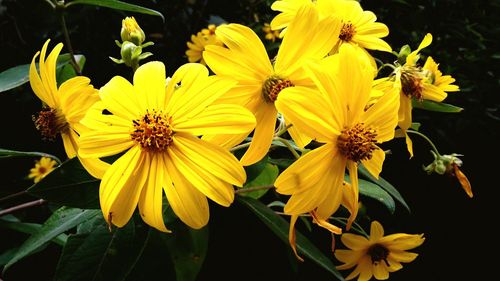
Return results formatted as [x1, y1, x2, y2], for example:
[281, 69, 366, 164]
[361, 147, 385, 179]
[362, 87, 399, 143]
[286, 122, 312, 148]
[369, 221, 385, 241]
[163, 153, 209, 229]
[138, 154, 170, 232]
[61, 130, 79, 158]
[99, 76, 144, 120]
[133, 61, 167, 109]
[100, 146, 147, 227]
[315, 148, 347, 219]
[29, 51, 56, 108]
[341, 233, 370, 251]
[346, 161, 359, 230]
[354, 34, 392, 52]
[397, 94, 412, 132]
[421, 84, 448, 102]
[372, 263, 389, 280]
[389, 250, 419, 263]
[288, 215, 304, 261]
[240, 105, 277, 166]
[454, 164, 473, 198]
[78, 155, 110, 179]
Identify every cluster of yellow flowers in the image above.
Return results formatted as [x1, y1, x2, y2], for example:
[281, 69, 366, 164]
[27, 1, 469, 280]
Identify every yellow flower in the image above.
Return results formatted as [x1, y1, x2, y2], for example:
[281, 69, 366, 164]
[262, 23, 280, 42]
[203, 3, 341, 166]
[274, 44, 399, 255]
[271, 0, 392, 53]
[28, 157, 57, 183]
[78, 62, 256, 231]
[29, 39, 109, 178]
[335, 221, 425, 281]
[395, 33, 459, 156]
[186, 25, 223, 65]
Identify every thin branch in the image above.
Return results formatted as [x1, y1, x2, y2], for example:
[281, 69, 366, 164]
[275, 137, 300, 159]
[230, 141, 251, 152]
[406, 130, 441, 156]
[0, 199, 47, 217]
[0, 190, 27, 203]
[58, 5, 81, 75]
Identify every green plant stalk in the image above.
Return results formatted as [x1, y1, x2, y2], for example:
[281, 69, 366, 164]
[58, 6, 81, 75]
[235, 185, 275, 194]
[275, 136, 300, 159]
[406, 130, 441, 156]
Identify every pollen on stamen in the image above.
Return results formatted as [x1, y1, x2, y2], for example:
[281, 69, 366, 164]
[337, 123, 378, 162]
[261, 75, 294, 104]
[339, 22, 356, 42]
[131, 109, 174, 152]
[33, 108, 69, 140]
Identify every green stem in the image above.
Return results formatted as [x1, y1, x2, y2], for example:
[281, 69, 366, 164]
[377, 63, 397, 73]
[235, 185, 274, 194]
[0, 190, 27, 203]
[0, 199, 47, 217]
[57, 4, 81, 75]
[275, 136, 300, 159]
[275, 123, 292, 138]
[406, 130, 441, 156]
[229, 141, 251, 152]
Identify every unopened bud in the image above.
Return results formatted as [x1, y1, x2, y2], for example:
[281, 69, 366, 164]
[121, 17, 145, 45]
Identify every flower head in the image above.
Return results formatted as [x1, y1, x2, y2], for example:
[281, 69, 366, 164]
[424, 152, 472, 198]
[78, 62, 256, 231]
[29, 39, 108, 178]
[274, 44, 399, 251]
[203, 3, 341, 165]
[262, 23, 280, 42]
[335, 221, 425, 281]
[271, 0, 392, 53]
[186, 24, 223, 65]
[28, 157, 58, 183]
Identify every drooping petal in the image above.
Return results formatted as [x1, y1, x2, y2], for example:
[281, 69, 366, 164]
[276, 86, 340, 142]
[361, 147, 385, 179]
[138, 153, 170, 232]
[100, 146, 147, 227]
[346, 161, 359, 230]
[168, 139, 235, 206]
[288, 215, 304, 262]
[240, 104, 277, 166]
[133, 61, 167, 109]
[163, 153, 209, 229]
[174, 104, 255, 136]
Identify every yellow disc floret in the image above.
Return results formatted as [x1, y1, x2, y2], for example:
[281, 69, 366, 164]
[131, 110, 174, 152]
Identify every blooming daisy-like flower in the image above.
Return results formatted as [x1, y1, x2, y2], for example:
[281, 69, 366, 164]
[203, 3, 340, 165]
[262, 23, 280, 42]
[275, 44, 399, 249]
[78, 62, 256, 231]
[186, 24, 223, 65]
[30, 39, 108, 178]
[394, 33, 459, 156]
[271, 0, 392, 54]
[335, 221, 425, 281]
[28, 157, 58, 183]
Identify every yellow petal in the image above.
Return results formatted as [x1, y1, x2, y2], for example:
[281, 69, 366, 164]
[354, 34, 392, 52]
[341, 233, 370, 251]
[168, 140, 235, 206]
[78, 155, 110, 179]
[454, 164, 473, 198]
[163, 152, 209, 229]
[362, 87, 399, 143]
[421, 84, 448, 102]
[397, 94, 412, 132]
[173, 133, 246, 186]
[357, 256, 374, 281]
[133, 61, 167, 109]
[361, 147, 385, 179]
[369, 220, 385, 241]
[174, 104, 255, 136]
[346, 161, 359, 230]
[286, 122, 312, 148]
[240, 105, 277, 166]
[382, 233, 425, 250]
[202, 133, 248, 150]
[39, 40, 63, 107]
[288, 215, 304, 262]
[275, 86, 339, 142]
[335, 249, 364, 268]
[138, 153, 170, 232]
[406, 33, 432, 65]
[389, 250, 419, 263]
[100, 146, 147, 227]
[372, 263, 389, 280]
[61, 129, 79, 158]
[59, 76, 99, 127]
[29, 50, 57, 108]
[99, 76, 143, 120]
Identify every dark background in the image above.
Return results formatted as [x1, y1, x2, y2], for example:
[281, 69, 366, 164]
[1, 0, 499, 280]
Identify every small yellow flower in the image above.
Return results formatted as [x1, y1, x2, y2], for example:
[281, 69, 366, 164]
[29, 39, 109, 178]
[335, 221, 425, 281]
[121, 16, 146, 45]
[28, 157, 58, 183]
[78, 61, 256, 231]
[262, 23, 280, 42]
[186, 25, 223, 65]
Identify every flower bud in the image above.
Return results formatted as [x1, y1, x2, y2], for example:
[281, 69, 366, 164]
[121, 17, 145, 45]
[120, 41, 141, 67]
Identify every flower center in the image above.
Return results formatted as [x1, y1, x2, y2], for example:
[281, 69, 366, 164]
[337, 123, 377, 162]
[131, 110, 174, 152]
[367, 243, 390, 266]
[400, 66, 425, 100]
[38, 167, 47, 174]
[339, 22, 356, 42]
[261, 75, 294, 103]
[33, 108, 69, 140]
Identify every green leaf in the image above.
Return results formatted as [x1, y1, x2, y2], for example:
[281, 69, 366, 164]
[344, 175, 396, 214]
[0, 53, 77, 93]
[3, 207, 99, 272]
[160, 221, 209, 281]
[268, 158, 295, 168]
[54, 218, 156, 281]
[412, 99, 463, 113]
[28, 157, 100, 209]
[0, 220, 67, 246]
[56, 55, 86, 85]
[237, 196, 344, 280]
[241, 163, 278, 199]
[67, 0, 164, 21]
[0, 248, 17, 267]
[358, 165, 410, 213]
[0, 148, 61, 163]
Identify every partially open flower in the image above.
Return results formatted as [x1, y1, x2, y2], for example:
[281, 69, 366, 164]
[424, 151, 473, 198]
[121, 16, 146, 45]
